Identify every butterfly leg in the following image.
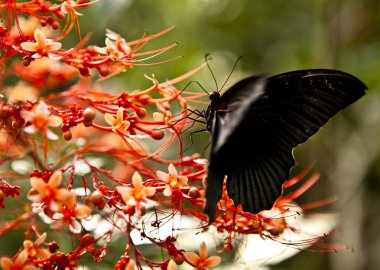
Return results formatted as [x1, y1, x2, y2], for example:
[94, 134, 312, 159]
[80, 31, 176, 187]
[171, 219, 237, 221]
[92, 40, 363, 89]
[182, 128, 209, 154]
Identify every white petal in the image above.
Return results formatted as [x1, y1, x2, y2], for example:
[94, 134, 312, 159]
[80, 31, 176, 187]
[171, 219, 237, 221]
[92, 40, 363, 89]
[20, 110, 35, 122]
[24, 125, 37, 134]
[163, 186, 172, 197]
[35, 102, 49, 115]
[168, 163, 177, 175]
[69, 219, 83, 234]
[46, 129, 59, 140]
[21, 41, 38, 52]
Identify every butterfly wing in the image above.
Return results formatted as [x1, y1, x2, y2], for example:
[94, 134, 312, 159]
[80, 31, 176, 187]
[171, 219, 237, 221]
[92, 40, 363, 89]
[205, 69, 367, 221]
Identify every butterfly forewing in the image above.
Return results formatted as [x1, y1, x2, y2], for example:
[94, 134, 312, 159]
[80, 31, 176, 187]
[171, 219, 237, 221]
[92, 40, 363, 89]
[205, 69, 366, 221]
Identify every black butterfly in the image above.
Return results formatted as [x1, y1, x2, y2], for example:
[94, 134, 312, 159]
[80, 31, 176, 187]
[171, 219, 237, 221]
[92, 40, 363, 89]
[204, 69, 367, 222]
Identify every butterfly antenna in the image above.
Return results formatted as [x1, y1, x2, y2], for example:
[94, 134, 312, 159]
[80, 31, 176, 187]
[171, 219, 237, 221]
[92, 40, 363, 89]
[179, 80, 209, 96]
[205, 53, 219, 92]
[219, 54, 245, 92]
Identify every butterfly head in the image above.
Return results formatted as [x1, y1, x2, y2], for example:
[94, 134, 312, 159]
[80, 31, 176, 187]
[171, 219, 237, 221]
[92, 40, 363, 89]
[204, 91, 221, 131]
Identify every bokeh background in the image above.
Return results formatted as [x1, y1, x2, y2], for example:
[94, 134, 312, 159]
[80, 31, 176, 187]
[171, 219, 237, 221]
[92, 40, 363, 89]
[78, 0, 380, 269]
[3, 0, 380, 269]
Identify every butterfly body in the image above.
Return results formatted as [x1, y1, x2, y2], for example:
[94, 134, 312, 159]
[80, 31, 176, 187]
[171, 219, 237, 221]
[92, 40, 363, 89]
[204, 69, 367, 222]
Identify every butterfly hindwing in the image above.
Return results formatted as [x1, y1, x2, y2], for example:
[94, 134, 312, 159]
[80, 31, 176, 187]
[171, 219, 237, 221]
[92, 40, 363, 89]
[205, 69, 366, 221]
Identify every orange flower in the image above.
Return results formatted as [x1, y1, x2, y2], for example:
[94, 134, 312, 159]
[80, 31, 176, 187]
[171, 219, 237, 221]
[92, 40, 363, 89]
[104, 107, 130, 133]
[21, 102, 63, 140]
[27, 171, 72, 211]
[94, 30, 131, 62]
[51, 193, 92, 234]
[117, 172, 157, 210]
[184, 242, 221, 270]
[156, 163, 188, 196]
[153, 102, 172, 125]
[0, 254, 36, 270]
[0, 233, 50, 270]
[6, 81, 38, 102]
[20, 28, 62, 59]
[253, 208, 288, 237]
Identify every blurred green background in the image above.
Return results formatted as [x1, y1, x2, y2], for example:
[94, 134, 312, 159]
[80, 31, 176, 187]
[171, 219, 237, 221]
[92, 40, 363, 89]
[3, 0, 380, 269]
[81, 0, 380, 269]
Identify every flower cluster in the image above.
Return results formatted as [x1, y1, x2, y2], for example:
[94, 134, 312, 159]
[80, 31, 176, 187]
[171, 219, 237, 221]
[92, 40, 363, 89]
[0, 1, 344, 269]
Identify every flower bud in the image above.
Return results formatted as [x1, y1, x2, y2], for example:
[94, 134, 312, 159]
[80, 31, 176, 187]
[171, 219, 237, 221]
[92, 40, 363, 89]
[136, 108, 147, 118]
[0, 190, 4, 202]
[51, 21, 59, 30]
[80, 233, 95, 247]
[48, 241, 59, 253]
[22, 57, 31, 66]
[63, 130, 72, 141]
[173, 254, 184, 265]
[188, 187, 200, 199]
[90, 190, 103, 206]
[83, 108, 96, 122]
[151, 130, 165, 140]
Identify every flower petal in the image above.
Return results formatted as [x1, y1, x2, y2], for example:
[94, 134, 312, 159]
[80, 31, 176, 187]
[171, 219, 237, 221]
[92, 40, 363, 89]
[23, 240, 33, 249]
[46, 129, 59, 140]
[47, 42, 62, 51]
[48, 171, 62, 188]
[184, 251, 199, 266]
[168, 163, 177, 175]
[125, 259, 136, 270]
[75, 205, 92, 219]
[199, 241, 208, 259]
[14, 249, 28, 266]
[167, 259, 177, 270]
[119, 120, 130, 131]
[24, 125, 37, 134]
[104, 113, 116, 125]
[144, 187, 156, 197]
[116, 107, 124, 121]
[48, 115, 63, 127]
[30, 177, 46, 190]
[132, 171, 143, 187]
[36, 248, 51, 260]
[21, 41, 38, 52]
[163, 186, 172, 197]
[0, 257, 13, 269]
[49, 200, 61, 212]
[205, 256, 222, 268]
[69, 218, 82, 234]
[55, 189, 73, 201]
[156, 170, 169, 181]
[178, 176, 188, 185]
[20, 110, 35, 122]
[35, 102, 49, 115]
[153, 112, 164, 122]
[117, 186, 132, 203]
[35, 232, 47, 246]
[94, 46, 107, 55]
[34, 29, 46, 46]
[24, 264, 38, 270]
[65, 193, 77, 208]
